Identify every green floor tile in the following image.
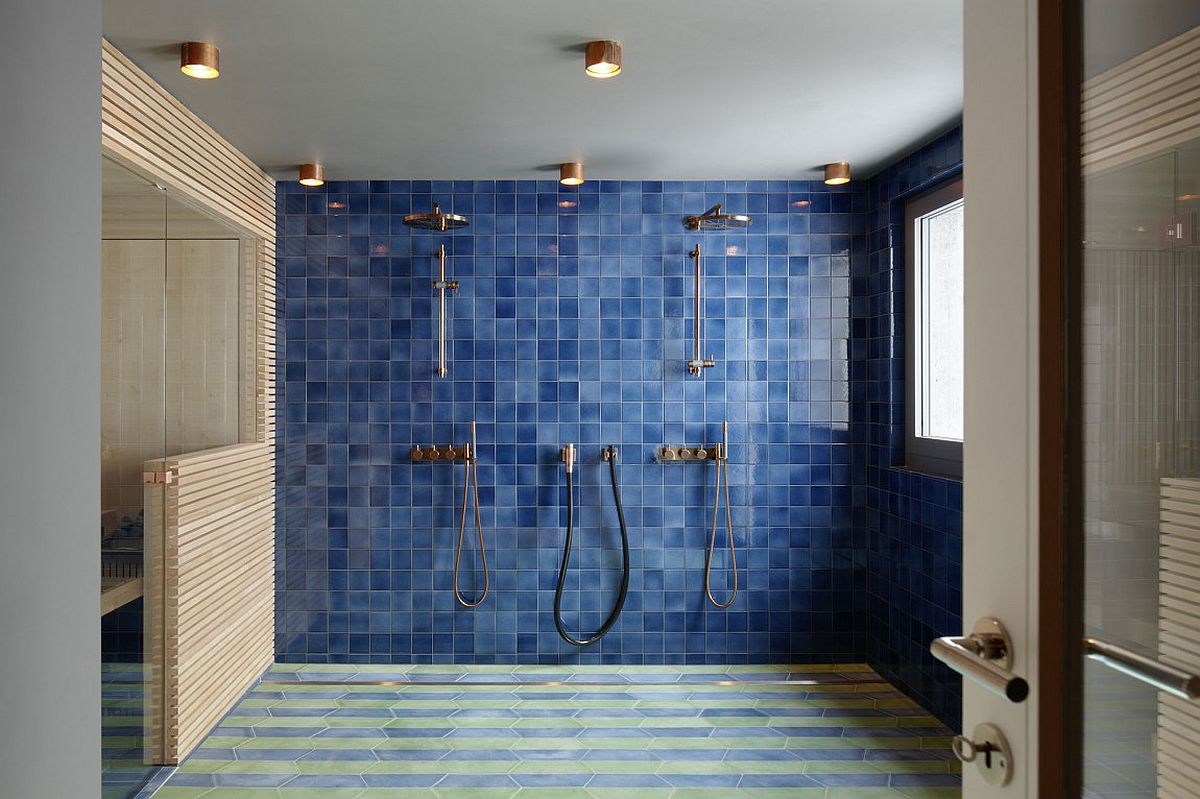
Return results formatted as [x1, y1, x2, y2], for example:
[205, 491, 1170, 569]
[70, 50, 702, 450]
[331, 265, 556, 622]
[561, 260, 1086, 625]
[162, 663, 959, 798]
[584, 788, 672, 799]
[512, 789, 593, 799]
[431, 788, 516, 799]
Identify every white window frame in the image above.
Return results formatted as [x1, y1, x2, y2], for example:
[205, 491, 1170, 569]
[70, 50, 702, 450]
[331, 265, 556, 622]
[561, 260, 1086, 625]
[904, 178, 964, 478]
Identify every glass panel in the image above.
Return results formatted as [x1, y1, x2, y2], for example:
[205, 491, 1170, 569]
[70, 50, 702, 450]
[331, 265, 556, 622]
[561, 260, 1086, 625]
[1080, 9, 1200, 796]
[918, 199, 964, 441]
[163, 192, 252, 454]
[100, 156, 165, 798]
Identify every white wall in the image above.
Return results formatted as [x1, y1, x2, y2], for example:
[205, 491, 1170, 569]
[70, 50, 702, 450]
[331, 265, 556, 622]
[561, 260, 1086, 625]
[0, 2, 102, 797]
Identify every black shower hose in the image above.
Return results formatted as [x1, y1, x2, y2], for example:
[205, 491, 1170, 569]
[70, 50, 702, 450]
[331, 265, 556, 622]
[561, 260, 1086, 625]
[553, 447, 630, 646]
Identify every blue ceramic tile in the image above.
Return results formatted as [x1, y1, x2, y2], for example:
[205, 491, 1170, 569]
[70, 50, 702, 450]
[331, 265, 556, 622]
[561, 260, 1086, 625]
[274, 138, 961, 724]
[276, 178, 864, 667]
[858, 127, 964, 727]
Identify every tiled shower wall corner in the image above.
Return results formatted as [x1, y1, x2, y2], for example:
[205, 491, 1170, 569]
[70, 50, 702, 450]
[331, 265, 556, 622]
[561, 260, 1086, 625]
[275, 178, 867, 664]
[856, 127, 964, 726]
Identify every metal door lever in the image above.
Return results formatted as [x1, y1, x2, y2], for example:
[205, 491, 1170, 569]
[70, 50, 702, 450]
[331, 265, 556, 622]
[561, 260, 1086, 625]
[1084, 637, 1200, 700]
[931, 617, 1029, 702]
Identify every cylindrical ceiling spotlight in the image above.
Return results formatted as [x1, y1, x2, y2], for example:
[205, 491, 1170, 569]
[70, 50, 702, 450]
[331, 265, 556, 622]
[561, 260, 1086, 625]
[298, 163, 325, 187]
[559, 162, 585, 186]
[585, 40, 622, 78]
[823, 162, 851, 186]
[180, 42, 220, 79]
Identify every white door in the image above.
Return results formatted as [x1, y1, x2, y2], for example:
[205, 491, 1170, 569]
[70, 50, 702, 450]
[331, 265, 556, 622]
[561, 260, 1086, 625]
[958, 2, 1200, 797]
[958, 1, 1041, 795]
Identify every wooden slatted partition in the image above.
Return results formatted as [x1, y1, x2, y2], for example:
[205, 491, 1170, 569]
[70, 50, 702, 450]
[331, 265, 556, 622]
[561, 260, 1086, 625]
[1158, 478, 1200, 796]
[103, 38, 276, 764]
[101, 38, 276, 442]
[1082, 26, 1200, 175]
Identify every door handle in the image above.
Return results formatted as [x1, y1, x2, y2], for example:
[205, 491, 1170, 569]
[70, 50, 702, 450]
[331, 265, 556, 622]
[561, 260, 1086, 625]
[1084, 637, 1200, 700]
[931, 617, 1029, 702]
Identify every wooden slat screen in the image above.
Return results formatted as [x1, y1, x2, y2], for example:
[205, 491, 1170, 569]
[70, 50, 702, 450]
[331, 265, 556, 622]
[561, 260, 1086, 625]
[102, 38, 276, 764]
[1158, 478, 1200, 796]
[1082, 26, 1200, 175]
[101, 38, 276, 442]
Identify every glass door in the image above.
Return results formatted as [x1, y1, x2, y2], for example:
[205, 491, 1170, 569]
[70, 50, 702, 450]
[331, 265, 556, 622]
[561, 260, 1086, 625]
[100, 156, 254, 792]
[1079, 8, 1200, 797]
[100, 156, 167, 798]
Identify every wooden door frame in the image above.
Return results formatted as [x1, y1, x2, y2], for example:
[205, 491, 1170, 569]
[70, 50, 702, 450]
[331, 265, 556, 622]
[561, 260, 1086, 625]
[1037, 0, 1083, 794]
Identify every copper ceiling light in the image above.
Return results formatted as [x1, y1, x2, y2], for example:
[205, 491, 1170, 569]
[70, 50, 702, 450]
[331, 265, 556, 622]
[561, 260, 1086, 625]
[559, 162, 585, 186]
[823, 162, 851, 186]
[585, 40, 622, 78]
[180, 42, 220, 79]
[298, 163, 325, 187]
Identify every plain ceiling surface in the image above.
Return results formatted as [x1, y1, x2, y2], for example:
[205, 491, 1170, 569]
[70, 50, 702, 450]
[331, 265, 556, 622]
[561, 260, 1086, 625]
[103, 0, 964, 181]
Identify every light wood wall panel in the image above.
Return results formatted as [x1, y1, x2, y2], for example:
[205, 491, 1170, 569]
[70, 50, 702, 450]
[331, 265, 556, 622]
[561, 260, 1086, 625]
[102, 38, 276, 764]
[1083, 25, 1200, 175]
[101, 240, 166, 530]
[166, 239, 242, 454]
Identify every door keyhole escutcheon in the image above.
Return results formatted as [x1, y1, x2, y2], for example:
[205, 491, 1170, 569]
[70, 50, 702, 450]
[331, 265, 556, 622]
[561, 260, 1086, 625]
[952, 722, 1013, 786]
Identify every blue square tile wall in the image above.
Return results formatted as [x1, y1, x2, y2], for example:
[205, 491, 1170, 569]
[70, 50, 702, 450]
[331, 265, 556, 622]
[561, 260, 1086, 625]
[855, 127, 964, 725]
[275, 178, 868, 665]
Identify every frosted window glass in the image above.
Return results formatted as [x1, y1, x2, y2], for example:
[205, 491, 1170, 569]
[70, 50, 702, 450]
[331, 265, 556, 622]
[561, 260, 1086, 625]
[918, 200, 964, 442]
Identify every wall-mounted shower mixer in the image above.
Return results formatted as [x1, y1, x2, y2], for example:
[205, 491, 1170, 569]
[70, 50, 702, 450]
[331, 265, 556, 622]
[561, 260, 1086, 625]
[554, 444, 630, 646]
[657, 444, 721, 462]
[410, 421, 488, 607]
[410, 443, 471, 462]
[658, 422, 738, 608]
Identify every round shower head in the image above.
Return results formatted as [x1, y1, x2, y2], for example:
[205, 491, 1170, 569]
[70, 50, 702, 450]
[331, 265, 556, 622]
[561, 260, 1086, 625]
[684, 204, 752, 231]
[403, 201, 469, 231]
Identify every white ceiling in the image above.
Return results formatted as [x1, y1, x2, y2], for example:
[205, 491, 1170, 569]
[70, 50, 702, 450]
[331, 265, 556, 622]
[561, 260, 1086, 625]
[102, 0, 963, 182]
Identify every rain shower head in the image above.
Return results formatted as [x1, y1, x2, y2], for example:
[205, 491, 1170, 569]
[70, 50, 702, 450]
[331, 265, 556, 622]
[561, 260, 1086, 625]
[403, 201, 469, 231]
[683, 204, 752, 231]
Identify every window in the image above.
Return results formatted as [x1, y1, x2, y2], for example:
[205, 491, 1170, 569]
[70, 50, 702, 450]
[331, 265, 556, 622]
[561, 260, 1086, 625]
[905, 178, 964, 477]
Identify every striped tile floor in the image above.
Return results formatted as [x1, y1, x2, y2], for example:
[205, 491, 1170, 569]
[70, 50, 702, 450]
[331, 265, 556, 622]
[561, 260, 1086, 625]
[155, 664, 960, 799]
[102, 664, 161, 799]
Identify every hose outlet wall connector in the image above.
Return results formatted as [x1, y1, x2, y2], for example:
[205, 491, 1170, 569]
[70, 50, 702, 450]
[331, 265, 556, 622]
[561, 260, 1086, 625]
[560, 443, 576, 474]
